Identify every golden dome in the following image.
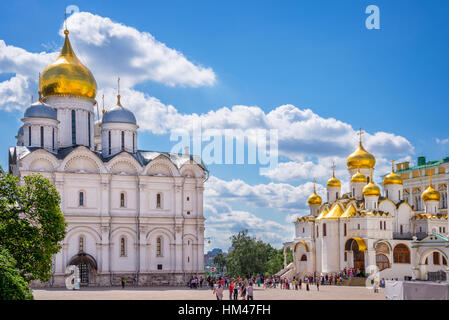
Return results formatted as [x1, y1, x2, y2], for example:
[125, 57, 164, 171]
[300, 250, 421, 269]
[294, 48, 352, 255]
[384, 163, 403, 185]
[347, 132, 376, 169]
[422, 177, 440, 202]
[40, 30, 97, 100]
[363, 173, 380, 197]
[308, 183, 322, 206]
[351, 169, 367, 184]
[327, 164, 341, 188]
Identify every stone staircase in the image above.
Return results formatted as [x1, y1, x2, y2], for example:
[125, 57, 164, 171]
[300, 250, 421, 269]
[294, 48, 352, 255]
[340, 277, 367, 287]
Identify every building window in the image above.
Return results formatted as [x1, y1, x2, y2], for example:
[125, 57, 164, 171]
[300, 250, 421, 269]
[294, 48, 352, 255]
[386, 190, 388, 199]
[336, 192, 339, 199]
[88, 114, 91, 148]
[187, 196, 190, 201]
[352, 188, 355, 197]
[52, 128, 55, 150]
[28, 126, 31, 146]
[108, 131, 111, 155]
[121, 131, 125, 151]
[187, 256, 190, 263]
[434, 252, 440, 265]
[344, 223, 347, 236]
[79, 236, 84, 252]
[156, 237, 162, 257]
[398, 190, 401, 200]
[120, 192, 125, 208]
[79, 191, 84, 207]
[156, 193, 162, 208]
[302, 228, 305, 233]
[133, 133, 135, 153]
[393, 244, 410, 264]
[187, 211, 190, 215]
[300, 254, 307, 261]
[323, 224, 327, 237]
[443, 256, 448, 266]
[316, 226, 319, 237]
[380, 221, 382, 230]
[157, 264, 163, 270]
[120, 237, 126, 257]
[40, 126, 44, 147]
[400, 225, 403, 234]
[344, 251, 347, 262]
[419, 226, 422, 233]
[358, 224, 360, 230]
[384, 221, 386, 230]
[71, 110, 76, 145]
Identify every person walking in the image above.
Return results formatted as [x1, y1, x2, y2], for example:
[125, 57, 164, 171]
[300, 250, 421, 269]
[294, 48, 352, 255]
[306, 279, 310, 291]
[229, 281, 234, 300]
[121, 277, 126, 289]
[316, 279, 319, 291]
[247, 282, 254, 300]
[298, 278, 302, 290]
[233, 281, 239, 300]
[241, 282, 247, 300]
[214, 283, 224, 300]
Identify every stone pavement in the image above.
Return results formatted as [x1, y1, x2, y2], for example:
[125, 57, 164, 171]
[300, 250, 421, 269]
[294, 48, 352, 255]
[33, 285, 385, 300]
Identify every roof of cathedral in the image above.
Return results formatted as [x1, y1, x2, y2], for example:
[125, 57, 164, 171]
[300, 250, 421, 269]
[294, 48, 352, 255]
[23, 101, 57, 120]
[412, 213, 448, 220]
[11, 146, 207, 172]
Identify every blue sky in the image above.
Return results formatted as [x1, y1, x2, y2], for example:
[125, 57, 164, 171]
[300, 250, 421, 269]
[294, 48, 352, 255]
[0, 0, 448, 250]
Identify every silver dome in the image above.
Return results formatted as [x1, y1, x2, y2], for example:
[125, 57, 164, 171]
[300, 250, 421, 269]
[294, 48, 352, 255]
[102, 105, 137, 125]
[24, 101, 57, 120]
[17, 126, 24, 136]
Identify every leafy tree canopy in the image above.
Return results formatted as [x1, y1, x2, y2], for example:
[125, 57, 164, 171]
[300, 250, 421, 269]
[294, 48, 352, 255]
[0, 247, 33, 300]
[0, 170, 67, 283]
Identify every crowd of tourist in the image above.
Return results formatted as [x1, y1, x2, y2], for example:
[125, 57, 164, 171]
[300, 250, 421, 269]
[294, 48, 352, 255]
[192, 267, 385, 299]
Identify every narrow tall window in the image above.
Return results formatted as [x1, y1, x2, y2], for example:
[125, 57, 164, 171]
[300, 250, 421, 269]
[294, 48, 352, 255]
[352, 188, 355, 197]
[380, 221, 383, 230]
[344, 251, 347, 262]
[386, 190, 388, 198]
[133, 133, 135, 152]
[120, 237, 126, 257]
[344, 223, 347, 236]
[108, 131, 111, 155]
[316, 226, 319, 237]
[433, 252, 440, 265]
[40, 126, 44, 147]
[384, 221, 386, 230]
[323, 224, 327, 237]
[156, 193, 161, 208]
[336, 192, 339, 199]
[79, 236, 84, 252]
[28, 126, 31, 146]
[52, 128, 55, 150]
[79, 191, 84, 207]
[88, 114, 91, 148]
[120, 192, 125, 208]
[400, 225, 403, 234]
[156, 237, 162, 257]
[121, 131, 125, 151]
[71, 110, 76, 145]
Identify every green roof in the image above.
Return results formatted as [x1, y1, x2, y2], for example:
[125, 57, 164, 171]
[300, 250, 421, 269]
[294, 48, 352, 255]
[396, 157, 449, 174]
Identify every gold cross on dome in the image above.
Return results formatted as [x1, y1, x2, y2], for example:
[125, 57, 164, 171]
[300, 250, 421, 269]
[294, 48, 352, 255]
[357, 128, 364, 144]
[331, 162, 336, 177]
[391, 157, 395, 171]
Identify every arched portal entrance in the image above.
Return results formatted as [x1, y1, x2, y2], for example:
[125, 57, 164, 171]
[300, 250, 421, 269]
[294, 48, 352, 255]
[68, 253, 98, 286]
[345, 238, 367, 273]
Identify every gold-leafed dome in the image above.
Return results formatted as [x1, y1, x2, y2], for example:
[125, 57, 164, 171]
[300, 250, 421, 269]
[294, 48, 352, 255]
[347, 131, 376, 169]
[39, 29, 97, 100]
[308, 183, 322, 206]
[363, 173, 380, 197]
[351, 169, 367, 184]
[326, 165, 341, 188]
[422, 177, 440, 202]
[384, 161, 403, 185]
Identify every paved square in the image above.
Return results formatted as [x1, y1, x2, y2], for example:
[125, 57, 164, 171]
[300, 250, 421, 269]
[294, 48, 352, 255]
[33, 285, 385, 300]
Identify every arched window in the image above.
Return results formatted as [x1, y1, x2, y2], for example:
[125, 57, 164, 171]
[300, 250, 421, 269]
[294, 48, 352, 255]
[40, 126, 44, 147]
[120, 236, 126, 257]
[376, 254, 390, 271]
[71, 110, 76, 145]
[300, 254, 307, 261]
[79, 191, 84, 207]
[443, 256, 447, 266]
[120, 192, 125, 208]
[393, 244, 410, 264]
[78, 236, 84, 252]
[156, 193, 162, 208]
[156, 237, 162, 257]
[433, 252, 440, 265]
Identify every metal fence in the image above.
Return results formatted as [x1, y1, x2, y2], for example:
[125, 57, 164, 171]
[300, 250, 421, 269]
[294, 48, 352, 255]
[427, 271, 446, 282]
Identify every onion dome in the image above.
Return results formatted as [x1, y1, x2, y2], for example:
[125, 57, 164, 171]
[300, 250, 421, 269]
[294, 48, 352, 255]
[384, 162, 403, 185]
[39, 29, 97, 99]
[363, 173, 380, 197]
[308, 183, 322, 206]
[102, 94, 137, 125]
[351, 169, 367, 184]
[347, 132, 376, 169]
[23, 95, 57, 120]
[422, 176, 440, 202]
[327, 165, 341, 188]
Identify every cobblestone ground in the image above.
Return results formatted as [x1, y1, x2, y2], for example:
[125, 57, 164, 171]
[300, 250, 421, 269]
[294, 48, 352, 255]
[33, 285, 386, 300]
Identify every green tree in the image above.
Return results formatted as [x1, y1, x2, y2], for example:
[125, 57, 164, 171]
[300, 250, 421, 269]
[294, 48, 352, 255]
[225, 230, 274, 278]
[0, 247, 33, 300]
[0, 170, 67, 283]
[213, 252, 226, 274]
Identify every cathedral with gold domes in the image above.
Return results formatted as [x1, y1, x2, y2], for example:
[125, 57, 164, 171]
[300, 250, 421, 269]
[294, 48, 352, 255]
[281, 133, 449, 282]
[9, 25, 208, 287]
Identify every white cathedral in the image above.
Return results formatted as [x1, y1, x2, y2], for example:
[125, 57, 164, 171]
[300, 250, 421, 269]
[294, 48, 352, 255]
[282, 135, 449, 282]
[8, 27, 208, 287]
